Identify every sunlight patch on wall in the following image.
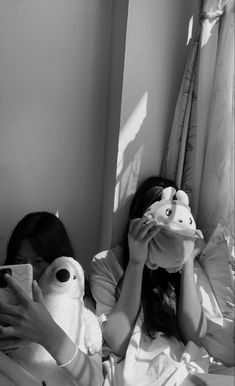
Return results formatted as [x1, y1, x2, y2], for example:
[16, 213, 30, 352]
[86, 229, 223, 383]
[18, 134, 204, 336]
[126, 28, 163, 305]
[114, 145, 144, 213]
[201, 18, 218, 47]
[116, 92, 148, 177]
[114, 92, 148, 213]
[186, 15, 194, 45]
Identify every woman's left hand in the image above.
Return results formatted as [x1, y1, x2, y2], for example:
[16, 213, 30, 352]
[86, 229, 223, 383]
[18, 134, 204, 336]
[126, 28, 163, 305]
[0, 274, 57, 348]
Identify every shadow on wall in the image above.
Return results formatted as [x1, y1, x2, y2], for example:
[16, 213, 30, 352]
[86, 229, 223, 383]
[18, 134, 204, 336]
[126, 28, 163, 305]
[112, 92, 148, 246]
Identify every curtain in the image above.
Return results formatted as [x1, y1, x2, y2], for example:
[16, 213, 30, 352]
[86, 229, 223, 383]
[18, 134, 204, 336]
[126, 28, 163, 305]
[161, 0, 234, 241]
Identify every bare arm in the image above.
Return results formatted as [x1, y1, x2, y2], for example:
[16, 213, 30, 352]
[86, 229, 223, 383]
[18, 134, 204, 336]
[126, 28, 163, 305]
[178, 239, 207, 345]
[102, 217, 159, 357]
[43, 321, 102, 386]
[0, 275, 103, 386]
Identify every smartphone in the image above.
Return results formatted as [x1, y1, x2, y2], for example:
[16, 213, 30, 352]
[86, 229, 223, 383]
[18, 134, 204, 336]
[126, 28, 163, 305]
[0, 264, 33, 350]
[0, 264, 33, 305]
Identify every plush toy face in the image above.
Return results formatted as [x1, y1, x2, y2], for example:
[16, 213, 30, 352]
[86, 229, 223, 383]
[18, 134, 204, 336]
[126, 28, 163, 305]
[39, 256, 84, 299]
[145, 187, 203, 271]
[146, 199, 196, 237]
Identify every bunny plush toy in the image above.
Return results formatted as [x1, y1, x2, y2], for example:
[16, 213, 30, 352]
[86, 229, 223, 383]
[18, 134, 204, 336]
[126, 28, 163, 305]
[145, 187, 204, 272]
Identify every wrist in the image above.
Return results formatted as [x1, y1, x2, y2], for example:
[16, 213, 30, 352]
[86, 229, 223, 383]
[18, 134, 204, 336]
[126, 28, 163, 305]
[43, 321, 65, 356]
[128, 258, 145, 269]
[45, 325, 78, 366]
[182, 259, 195, 273]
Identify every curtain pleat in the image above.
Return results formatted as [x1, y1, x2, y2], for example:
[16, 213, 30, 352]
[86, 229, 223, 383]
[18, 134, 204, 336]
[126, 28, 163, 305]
[161, 0, 234, 240]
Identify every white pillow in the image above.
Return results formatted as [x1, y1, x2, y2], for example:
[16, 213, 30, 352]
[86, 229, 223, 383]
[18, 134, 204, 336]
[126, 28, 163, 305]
[198, 223, 234, 318]
[198, 223, 234, 365]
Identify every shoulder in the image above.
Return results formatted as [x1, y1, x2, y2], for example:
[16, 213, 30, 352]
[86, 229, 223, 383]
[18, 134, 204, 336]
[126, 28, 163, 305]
[89, 245, 124, 280]
[88, 246, 125, 317]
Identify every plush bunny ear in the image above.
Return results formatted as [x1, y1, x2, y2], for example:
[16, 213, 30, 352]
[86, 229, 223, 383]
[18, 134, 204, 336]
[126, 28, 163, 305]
[176, 190, 189, 206]
[161, 187, 176, 200]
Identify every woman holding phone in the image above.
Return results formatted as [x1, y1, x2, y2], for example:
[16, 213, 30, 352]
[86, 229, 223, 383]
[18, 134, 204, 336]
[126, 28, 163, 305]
[0, 211, 103, 386]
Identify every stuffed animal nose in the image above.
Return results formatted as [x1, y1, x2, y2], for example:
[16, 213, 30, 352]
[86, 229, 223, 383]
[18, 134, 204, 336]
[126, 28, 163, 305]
[56, 268, 70, 282]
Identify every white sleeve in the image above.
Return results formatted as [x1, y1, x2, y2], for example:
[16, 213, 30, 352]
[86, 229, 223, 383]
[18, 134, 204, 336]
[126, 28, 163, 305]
[88, 248, 124, 319]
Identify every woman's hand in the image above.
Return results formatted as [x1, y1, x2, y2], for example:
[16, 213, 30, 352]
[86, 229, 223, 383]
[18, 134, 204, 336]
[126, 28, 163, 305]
[128, 216, 160, 266]
[0, 274, 58, 349]
[0, 275, 103, 386]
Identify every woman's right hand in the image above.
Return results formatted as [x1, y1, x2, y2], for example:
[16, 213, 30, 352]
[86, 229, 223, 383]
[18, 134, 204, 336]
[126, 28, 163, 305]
[128, 216, 160, 266]
[0, 274, 60, 351]
[0, 275, 103, 386]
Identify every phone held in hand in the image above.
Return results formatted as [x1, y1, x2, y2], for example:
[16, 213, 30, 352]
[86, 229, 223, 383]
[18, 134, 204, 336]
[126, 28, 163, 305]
[0, 264, 33, 304]
[0, 264, 33, 351]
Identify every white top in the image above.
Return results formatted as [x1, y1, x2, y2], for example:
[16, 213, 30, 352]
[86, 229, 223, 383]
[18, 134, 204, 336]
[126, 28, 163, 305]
[88, 245, 124, 319]
[89, 226, 235, 379]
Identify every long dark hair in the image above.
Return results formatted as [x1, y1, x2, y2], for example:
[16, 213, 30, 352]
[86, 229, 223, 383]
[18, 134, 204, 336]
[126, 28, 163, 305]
[6, 211, 95, 307]
[118, 176, 181, 340]
[6, 212, 74, 265]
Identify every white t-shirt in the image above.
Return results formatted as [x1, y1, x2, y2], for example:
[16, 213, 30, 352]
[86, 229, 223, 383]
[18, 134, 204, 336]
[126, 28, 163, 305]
[89, 245, 124, 320]
[88, 230, 235, 374]
[88, 247, 212, 386]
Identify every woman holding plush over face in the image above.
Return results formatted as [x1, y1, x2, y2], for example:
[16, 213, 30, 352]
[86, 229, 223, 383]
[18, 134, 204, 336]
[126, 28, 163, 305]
[0, 212, 103, 386]
[89, 177, 234, 386]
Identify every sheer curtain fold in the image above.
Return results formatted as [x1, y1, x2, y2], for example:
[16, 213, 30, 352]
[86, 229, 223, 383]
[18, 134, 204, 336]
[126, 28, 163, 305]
[198, 0, 234, 238]
[161, 0, 234, 240]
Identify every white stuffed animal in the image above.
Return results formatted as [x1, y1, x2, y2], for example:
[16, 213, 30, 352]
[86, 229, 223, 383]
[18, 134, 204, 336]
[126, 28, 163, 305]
[38, 256, 102, 357]
[145, 187, 204, 271]
[11, 257, 102, 385]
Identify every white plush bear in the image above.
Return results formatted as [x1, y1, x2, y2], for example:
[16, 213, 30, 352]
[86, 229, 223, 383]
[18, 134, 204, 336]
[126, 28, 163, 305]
[11, 257, 102, 385]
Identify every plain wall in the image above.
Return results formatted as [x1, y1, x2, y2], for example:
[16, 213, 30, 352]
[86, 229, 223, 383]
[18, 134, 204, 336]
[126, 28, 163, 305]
[99, 0, 129, 250]
[111, 0, 200, 246]
[0, 0, 200, 268]
[0, 0, 112, 270]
